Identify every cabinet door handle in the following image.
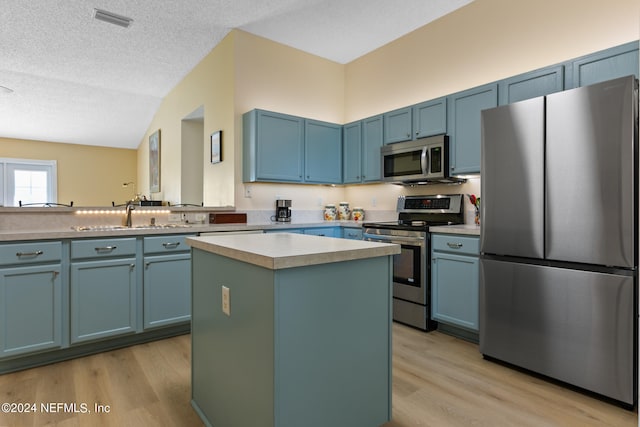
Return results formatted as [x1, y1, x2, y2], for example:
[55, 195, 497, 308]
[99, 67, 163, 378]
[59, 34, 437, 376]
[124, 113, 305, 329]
[130, 264, 135, 271]
[162, 242, 180, 249]
[145, 262, 151, 269]
[95, 246, 117, 253]
[16, 250, 44, 258]
[447, 242, 463, 249]
[52, 271, 59, 279]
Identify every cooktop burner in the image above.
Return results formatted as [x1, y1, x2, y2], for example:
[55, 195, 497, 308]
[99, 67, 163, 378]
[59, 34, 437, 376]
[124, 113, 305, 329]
[363, 194, 465, 231]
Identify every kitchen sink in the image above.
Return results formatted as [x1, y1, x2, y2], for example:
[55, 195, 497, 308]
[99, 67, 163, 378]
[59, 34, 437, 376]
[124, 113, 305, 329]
[73, 224, 192, 231]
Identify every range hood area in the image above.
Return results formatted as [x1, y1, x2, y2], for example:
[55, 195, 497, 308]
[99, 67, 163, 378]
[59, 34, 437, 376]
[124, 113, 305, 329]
[394, 176, 468, 186]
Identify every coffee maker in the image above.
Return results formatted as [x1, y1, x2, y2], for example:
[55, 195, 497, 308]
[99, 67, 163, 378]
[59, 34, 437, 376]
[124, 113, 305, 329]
[275, 199, 292, 222]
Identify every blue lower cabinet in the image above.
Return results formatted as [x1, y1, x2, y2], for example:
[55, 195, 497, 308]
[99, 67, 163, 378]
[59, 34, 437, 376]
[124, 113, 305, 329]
[265, 227, 341, 237]
[70, 258, 137, 344]
[431, 234, 480, 332]
[303, 227, 340, 237]
[342, 227, 363, 240]
[143, 253, 191, 329]
[0, 264, 63, 358]
[265, 228, 305, 234]
[191, 249, 392, 427]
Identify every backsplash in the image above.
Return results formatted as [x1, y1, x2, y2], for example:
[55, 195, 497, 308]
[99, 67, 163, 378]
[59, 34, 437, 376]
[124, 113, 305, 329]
[244, 209, 397, 224]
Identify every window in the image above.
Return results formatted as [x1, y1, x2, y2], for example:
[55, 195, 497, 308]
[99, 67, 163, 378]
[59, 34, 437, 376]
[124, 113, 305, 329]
[0, 159, 57, 207]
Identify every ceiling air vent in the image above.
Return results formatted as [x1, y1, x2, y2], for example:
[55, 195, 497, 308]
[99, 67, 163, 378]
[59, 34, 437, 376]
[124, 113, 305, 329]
[93, 8, 133, 28]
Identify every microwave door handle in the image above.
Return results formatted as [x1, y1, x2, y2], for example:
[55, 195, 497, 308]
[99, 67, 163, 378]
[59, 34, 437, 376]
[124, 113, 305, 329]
[421, 147, 429, 175]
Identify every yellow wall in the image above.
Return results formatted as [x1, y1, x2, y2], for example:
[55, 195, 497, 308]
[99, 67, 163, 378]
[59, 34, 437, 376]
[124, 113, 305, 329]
[233, 30, 347, 211]
[342, 0, 639, 210]
[0, 137, 136, 206]
[137, 33, 236, 207]
[3, 1, 635, 210]
[345, 0, 639, 120]
[137, 0, 638, 212]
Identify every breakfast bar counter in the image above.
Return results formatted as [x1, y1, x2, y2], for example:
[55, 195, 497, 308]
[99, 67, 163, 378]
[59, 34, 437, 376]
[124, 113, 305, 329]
[186, 233, 399, 427]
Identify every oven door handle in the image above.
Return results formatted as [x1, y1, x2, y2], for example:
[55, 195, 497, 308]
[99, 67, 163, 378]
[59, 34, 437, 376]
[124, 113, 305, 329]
[364, 234, 425, 246]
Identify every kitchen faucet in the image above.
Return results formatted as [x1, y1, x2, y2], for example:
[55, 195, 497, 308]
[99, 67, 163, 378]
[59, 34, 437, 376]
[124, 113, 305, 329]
[125, 201, 135, 227]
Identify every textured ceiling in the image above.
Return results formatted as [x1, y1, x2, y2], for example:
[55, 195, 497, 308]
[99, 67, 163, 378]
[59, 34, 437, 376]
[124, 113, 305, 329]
[0, 0, 473, 149]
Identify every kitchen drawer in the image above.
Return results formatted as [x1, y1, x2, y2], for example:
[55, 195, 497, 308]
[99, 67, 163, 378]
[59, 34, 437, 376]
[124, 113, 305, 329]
[431, 234, 479, 256]
[71, 238, 137, 259]
[342, 227, 363, 240]
[144, 234, 195, 254]
[303, 227, 340, 237]
[0, 241, 62, 266]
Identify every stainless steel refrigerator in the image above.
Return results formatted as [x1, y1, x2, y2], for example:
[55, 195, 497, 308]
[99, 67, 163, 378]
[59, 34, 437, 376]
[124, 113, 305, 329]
[480, 75, 638, 407]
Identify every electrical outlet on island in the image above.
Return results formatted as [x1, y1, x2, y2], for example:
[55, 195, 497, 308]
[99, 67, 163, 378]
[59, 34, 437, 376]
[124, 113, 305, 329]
[222, 286, 230, 316]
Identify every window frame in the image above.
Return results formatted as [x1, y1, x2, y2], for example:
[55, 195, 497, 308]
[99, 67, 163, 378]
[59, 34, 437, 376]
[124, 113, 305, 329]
[0, 158, 58, 207]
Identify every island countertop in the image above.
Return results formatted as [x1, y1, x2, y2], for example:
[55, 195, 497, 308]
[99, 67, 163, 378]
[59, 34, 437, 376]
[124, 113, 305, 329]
[186, 232, 400, 270]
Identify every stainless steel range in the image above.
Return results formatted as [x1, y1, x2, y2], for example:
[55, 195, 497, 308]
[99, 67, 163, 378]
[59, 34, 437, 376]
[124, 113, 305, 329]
[363, 194, 464, 331]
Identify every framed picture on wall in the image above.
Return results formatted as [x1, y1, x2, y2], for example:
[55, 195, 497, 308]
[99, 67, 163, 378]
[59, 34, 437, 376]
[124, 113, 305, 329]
[211, 130, 222, 164]
[149, 129, 161, 192]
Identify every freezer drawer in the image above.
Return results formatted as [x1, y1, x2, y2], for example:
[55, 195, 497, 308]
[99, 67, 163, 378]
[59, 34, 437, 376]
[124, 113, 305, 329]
[480, 257, 635, 405]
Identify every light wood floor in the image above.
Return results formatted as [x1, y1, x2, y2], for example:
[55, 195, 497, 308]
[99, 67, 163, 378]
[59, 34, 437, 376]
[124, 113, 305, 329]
[0, 324, 636, 427]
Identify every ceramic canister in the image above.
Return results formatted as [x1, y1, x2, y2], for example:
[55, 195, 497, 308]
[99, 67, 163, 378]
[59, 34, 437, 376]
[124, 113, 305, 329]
[352, 207, 365, 222]
[324, 204, 337, 221]
[338, 202, 350, 220]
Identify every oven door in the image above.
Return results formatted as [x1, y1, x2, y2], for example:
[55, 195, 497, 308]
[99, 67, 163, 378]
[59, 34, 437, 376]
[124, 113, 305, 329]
[363, 231, 427, 304]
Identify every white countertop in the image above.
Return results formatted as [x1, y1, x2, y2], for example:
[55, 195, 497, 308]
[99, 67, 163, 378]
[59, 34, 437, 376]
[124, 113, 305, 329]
[0, 221, 364, 242]
[186, 233, 400, 270]
[0, 219, 479, 241]
[429, 224, 481, 236]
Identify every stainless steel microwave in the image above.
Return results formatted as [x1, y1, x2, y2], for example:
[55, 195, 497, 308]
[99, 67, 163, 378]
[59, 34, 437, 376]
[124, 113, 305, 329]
[381, 134, 450, 183]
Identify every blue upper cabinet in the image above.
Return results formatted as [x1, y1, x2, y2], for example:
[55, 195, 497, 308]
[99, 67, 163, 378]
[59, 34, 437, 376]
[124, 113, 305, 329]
[243, 109, 343, 184]
[383, 107, 412, 144]
[304, 119, 342, 184]
[343, 115, 383, 184]
[383, 99, 447, 144]
[362, 115, 383, 182]
[448, 83, 498, 175]
[243, 109, 304, 183]
[570, 41, 639, 88]
[343, 121, 362, 184]
[413, 97, 447, 138]
[499, 65, 564, 105]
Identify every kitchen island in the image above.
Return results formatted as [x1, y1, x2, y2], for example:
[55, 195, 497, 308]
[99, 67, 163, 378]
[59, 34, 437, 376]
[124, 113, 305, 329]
[186, 233, 400, 427]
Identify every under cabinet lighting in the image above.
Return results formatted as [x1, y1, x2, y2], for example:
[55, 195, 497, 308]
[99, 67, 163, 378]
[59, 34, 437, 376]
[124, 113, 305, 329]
[75, 209, 171, 215]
